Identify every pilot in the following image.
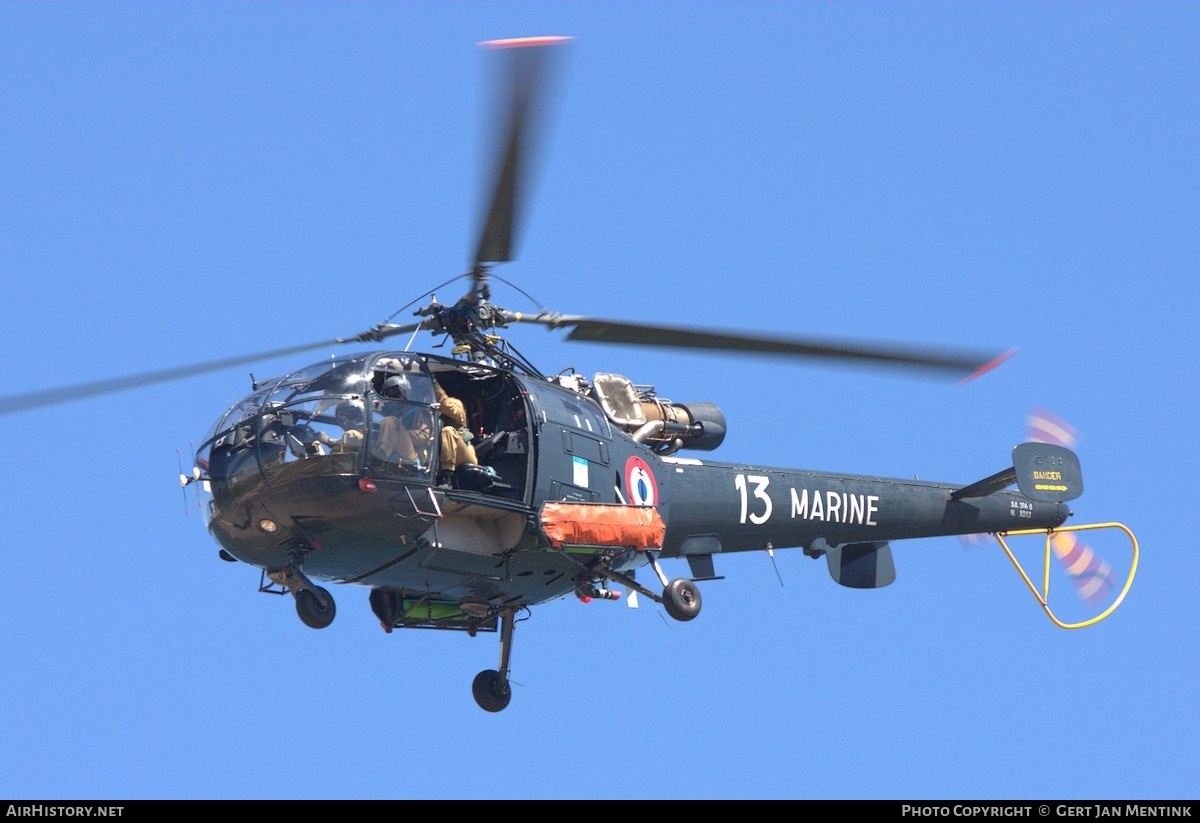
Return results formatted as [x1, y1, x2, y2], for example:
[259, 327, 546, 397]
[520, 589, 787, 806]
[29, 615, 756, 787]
[374, 375, 432, 468]
[406, 412, 435, 468]
[381, 374, 413, 401]
[374, 362, 434, 404]
[312, 399, 366, 454]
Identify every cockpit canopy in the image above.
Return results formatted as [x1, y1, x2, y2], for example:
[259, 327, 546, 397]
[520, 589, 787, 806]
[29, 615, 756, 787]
[196, 353, 440, 493]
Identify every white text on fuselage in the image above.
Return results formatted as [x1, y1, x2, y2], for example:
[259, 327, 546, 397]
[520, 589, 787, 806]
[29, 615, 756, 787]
[791, 487, 879, 525]
[735, 474, 879, 526]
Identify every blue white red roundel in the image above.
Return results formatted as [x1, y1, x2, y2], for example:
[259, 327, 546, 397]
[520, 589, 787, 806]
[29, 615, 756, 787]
[624, 456, 658, 507]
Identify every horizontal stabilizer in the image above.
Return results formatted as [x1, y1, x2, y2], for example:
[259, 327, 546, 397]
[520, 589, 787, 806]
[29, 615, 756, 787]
[951, 467, 1017, 500]
[952, 443, 1083, 503]
[826, 542, 896, 589]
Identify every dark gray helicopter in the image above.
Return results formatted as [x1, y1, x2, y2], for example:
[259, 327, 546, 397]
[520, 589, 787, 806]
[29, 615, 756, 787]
[0, 36, 1137, 713]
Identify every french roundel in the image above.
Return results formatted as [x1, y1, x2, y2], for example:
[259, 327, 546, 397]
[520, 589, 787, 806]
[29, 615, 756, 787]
[624, 456, 658, 507]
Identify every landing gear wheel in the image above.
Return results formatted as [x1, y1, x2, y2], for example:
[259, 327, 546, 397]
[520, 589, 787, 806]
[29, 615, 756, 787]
[663, 577, 702, 622]
[295, 586, 336, 629]
[472, 669, 512, 713]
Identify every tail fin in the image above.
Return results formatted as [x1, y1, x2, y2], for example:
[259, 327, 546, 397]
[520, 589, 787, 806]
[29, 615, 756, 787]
[960, 409, 1136, 628]
[960, 408, 1116, 607]
[951, 440, 1081, 503]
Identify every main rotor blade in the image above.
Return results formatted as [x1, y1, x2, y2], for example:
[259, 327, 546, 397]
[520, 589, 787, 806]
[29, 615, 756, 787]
[0, 338, 345, 417]
[472, 36, 571, 268]
[556, 317, 1013, 381]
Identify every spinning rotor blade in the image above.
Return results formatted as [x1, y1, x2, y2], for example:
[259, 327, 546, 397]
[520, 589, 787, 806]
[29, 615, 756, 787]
[507, 313, 1012, 381]
[0, 314, 437, 417]
[0, 338, 345, 417]
[472, 36, 571, 269]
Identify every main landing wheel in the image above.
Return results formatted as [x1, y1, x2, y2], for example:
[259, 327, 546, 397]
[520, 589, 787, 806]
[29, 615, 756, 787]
[295, 586, 336, 629]
[472, 669, 512, 713]
[663, 578, 702, 622]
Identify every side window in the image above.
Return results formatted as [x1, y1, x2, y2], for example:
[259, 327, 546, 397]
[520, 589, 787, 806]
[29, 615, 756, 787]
[367, 356, 438, 479]
[367, 400, 436, 478]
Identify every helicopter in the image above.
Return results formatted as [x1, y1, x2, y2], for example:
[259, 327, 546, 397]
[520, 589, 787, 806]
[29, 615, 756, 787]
[0, 35, 1138, 714]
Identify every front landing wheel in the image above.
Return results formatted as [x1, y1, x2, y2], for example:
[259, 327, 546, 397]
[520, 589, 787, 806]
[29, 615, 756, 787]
[295, 586, 336, 629]
[663, 578, 702, 622]
[472, 669, 512, 713]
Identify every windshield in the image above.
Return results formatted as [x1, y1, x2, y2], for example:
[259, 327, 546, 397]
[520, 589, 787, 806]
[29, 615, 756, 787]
[193, 354, 438, 505]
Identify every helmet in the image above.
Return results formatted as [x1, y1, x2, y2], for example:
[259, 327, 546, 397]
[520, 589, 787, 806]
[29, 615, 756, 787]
[335, 400, 364, 427]
[381, 374, 409, 399]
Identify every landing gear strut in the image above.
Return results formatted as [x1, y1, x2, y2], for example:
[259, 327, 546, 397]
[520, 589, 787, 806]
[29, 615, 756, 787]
[266, 565, 337, 629]
[472, 607, 516, 713]
[581, 550, 703, 622]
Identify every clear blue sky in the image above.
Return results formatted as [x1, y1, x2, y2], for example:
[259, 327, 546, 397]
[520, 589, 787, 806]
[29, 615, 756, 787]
[1, 1, 1196, 801]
